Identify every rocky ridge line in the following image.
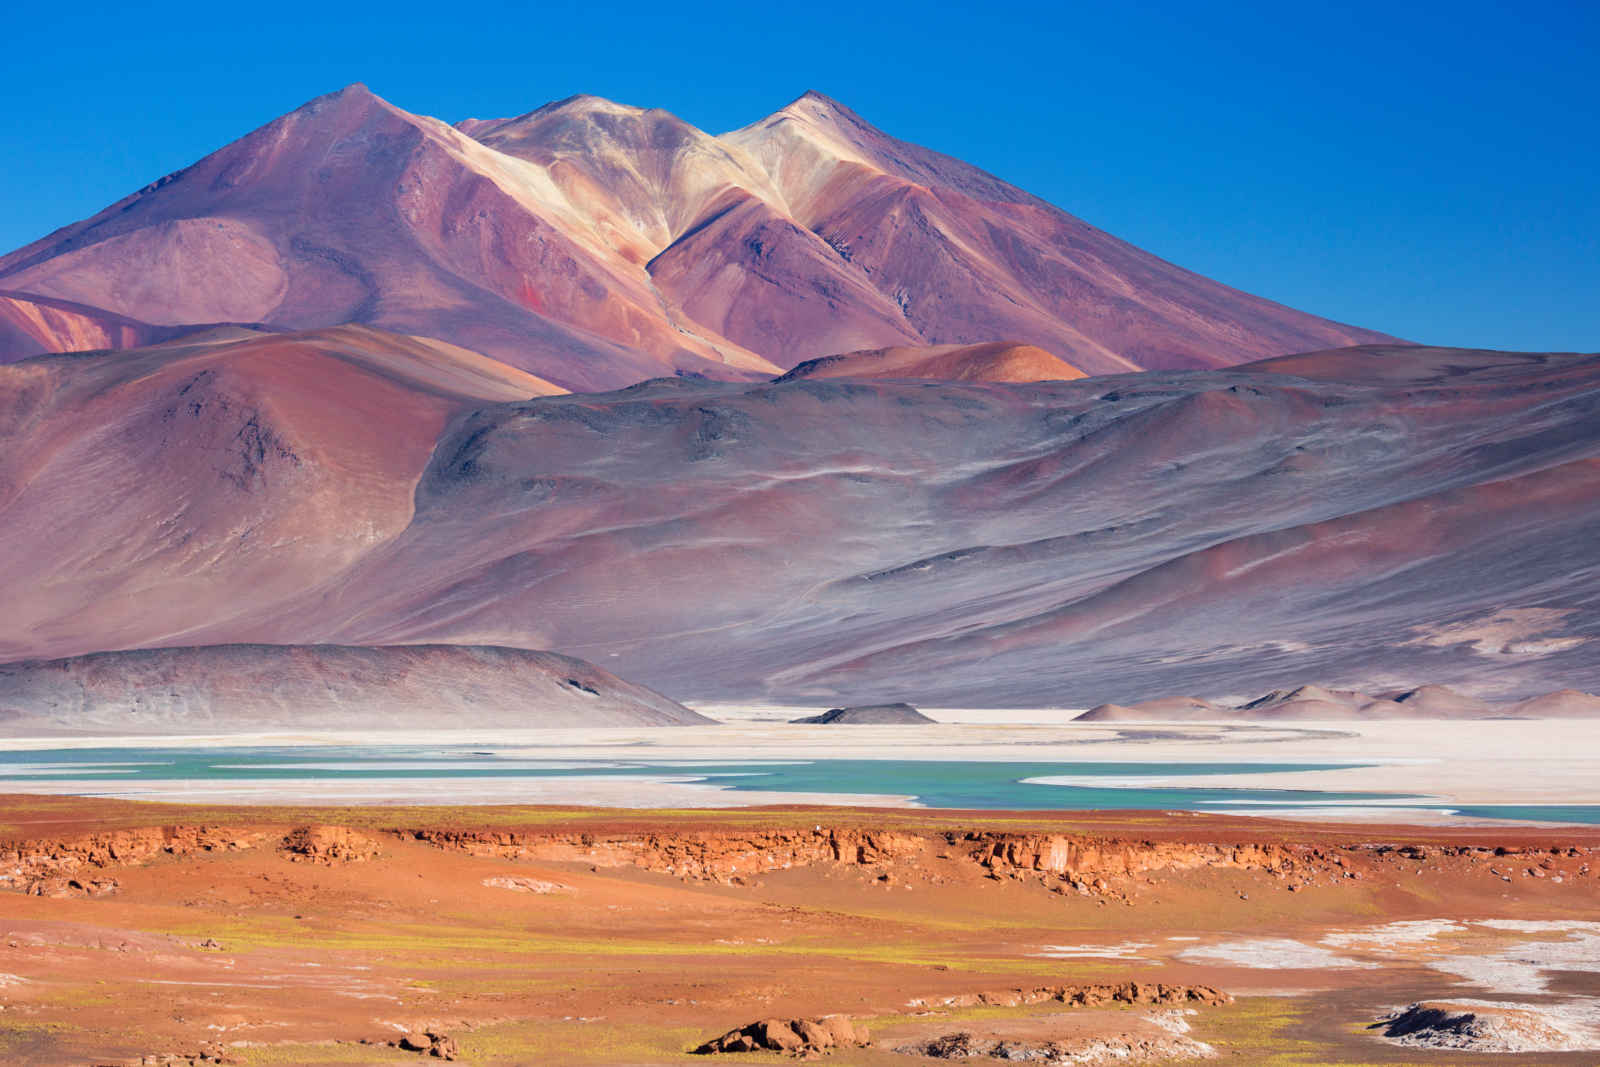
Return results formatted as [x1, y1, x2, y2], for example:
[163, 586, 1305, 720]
[2, 823, 1592, 899]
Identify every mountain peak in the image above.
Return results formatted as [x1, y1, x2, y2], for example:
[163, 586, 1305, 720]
[773, 90, 867, 128]
[793, 89, 845, 108]
[302, 81, 384, 110]
[286, 81, 416, 128]
[538, 92, 646, 116]
[458, 93, 664, 140]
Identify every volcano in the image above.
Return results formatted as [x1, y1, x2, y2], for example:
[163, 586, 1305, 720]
[0, 86, 1394, 388]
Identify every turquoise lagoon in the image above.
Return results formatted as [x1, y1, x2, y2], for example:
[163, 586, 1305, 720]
[0, 747, 1594, 823]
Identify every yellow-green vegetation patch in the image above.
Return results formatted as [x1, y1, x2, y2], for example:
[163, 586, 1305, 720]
[157, 912, 319, 949]
[454, 1018, 721, 1064]
[236, 1040, 413, 1065]
[864, 998, 1147, 1033]
[1193, 995, 1431, 1067]
[33, 985, 118, 1009]
[0, 1021, 78, 1036]
[0, 1020, 82, 1063]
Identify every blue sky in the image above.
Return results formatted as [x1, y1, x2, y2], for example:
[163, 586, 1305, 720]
[4, 0, 1595, 350]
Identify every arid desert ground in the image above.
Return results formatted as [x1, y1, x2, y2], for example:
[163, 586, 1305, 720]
[1, 710, 1597, 1066]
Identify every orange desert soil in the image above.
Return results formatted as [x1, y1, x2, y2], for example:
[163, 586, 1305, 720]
[0, 796, 1595, 1065]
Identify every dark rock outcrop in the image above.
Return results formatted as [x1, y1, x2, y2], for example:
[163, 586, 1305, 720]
[792, 703, 933, 724]
[1375, 1001, 1581, 1053]
[694, 1014, 867, 1055]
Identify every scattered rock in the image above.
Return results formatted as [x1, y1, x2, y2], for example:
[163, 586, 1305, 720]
[898, 1031, 1214, 1062]
[391, 1029, 458, 1059]
[917, 1031, 982, 1058]
[482, 875, 572, 894]
[279, 825, 382, 864]
[906, 983, 1230, 1011]
[112, 1045, 236, 1066]
[695, 1014, 868, 1055]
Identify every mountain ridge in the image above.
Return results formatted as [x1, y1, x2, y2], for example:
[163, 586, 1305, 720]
[0, 84, 1399, 387]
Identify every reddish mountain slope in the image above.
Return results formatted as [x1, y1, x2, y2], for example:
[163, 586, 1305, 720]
[0, 291, 176, 359]
[719, 93, 1396, 373]
[4, 339, 1595, 706]
[459, 95, 925, 370]
[0, 86, 1395, 384]
[0, 324, 553, 662]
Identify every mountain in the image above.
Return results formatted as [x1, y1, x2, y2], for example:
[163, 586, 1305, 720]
[0, 86, 1395, 387]
[0, 323, 554, 661]
[0, 86, 778, 391]
[4, 338, 1597, 706]
[0, 644, 708, 733]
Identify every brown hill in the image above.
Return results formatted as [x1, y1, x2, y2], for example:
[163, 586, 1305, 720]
[1239, 685, 1374, 711]
[778, 342, 1085, 384]
[0, 644, 708, 733]
[1076, 698, 1224, 722]
[0, 86, 1394, 385]
[1509, 688, 1600, 717]
[1076, 683, 1600, 722]
[1378, 684, 1493, 718]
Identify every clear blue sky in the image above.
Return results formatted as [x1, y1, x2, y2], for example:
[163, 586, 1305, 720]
[4, 0, 1595, 350]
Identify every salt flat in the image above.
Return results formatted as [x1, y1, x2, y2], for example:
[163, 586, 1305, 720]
[0, 709, 1594, 817]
